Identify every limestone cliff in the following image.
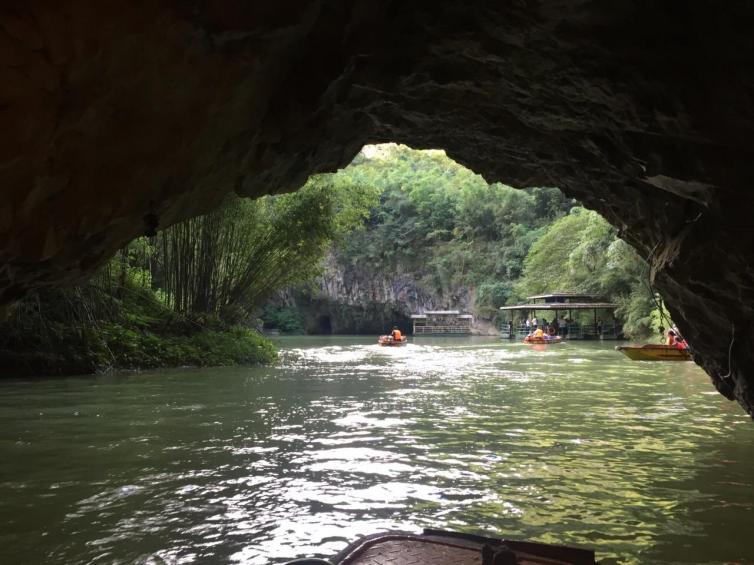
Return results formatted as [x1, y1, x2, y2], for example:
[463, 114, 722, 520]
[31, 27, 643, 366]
[2, 2, 754, 415]
[297, 253, 476, 334]
[317, 254, 470, 314]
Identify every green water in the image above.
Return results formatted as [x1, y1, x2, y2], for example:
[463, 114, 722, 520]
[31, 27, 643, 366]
[0, 337, 752, 564]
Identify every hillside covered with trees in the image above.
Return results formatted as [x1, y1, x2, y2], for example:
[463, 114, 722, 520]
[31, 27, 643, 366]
[264, 145, 667, 337]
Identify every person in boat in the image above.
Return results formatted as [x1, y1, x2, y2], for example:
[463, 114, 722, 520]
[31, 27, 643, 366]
[672, 326, 689, 349]
[533, 328, 544, 338]
[390, 327, 403, 342]
[668, 330, 690, 350]
[672, 324, 686, 342]
[666, 329, 678, 347]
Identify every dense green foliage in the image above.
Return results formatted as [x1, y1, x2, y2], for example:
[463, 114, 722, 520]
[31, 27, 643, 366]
[513, 207, 667, 336]
[0, 175, 377, 374]
[516, 208, 623, 296]
[0, 266, 276, 376]
[156, 176, 378, 321]
[272, 144, 664, 338]
[261, 304, 306, 333]
[322, 145, 574, 317]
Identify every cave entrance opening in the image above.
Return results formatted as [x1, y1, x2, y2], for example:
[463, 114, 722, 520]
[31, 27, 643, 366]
[317, 314, 333, 334]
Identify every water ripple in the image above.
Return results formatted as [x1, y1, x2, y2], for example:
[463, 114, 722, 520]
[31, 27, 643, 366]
[0, 337, 752, 564]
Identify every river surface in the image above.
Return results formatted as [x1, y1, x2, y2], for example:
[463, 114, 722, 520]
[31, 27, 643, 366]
[1, 337, 753, 564]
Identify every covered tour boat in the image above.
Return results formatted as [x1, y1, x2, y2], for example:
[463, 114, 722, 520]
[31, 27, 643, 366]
[378, 335, 408, 346]
[615, 344, 691, 361]
[284, 529, 595, 564]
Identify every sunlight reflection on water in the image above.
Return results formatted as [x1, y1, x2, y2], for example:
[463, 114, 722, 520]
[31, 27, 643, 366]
[0, 337, 752, 565]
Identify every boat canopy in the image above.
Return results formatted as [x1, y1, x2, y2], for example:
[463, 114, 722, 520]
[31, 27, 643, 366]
[525, 292, 599, 301]
[499, 302, 617, 311]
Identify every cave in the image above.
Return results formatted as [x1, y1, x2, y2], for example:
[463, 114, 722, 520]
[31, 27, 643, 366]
[1, 2, 754, 416]
[317, 314, 333, 335]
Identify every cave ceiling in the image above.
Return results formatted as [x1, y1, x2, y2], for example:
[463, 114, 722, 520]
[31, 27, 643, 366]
[2, 1, 754, 416]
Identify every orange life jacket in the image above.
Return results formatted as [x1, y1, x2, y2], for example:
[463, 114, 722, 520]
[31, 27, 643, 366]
[392, 329, 402, 340]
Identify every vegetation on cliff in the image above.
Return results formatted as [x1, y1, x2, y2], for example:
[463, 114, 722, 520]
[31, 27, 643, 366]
[266, 145, 574, 324]
[155, 178, 376, 318]
[265, 144, 665, 337]
[336, 148, 573, 310]
[514, 207, 665, 336]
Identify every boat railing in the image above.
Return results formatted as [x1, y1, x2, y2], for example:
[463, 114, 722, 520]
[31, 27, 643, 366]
[600, 324, 618, 338]
[585, 323, 619, 339]
[502, 322, 620, 339]
[503, 325, 572, 339]
[567, 323, 582, 339]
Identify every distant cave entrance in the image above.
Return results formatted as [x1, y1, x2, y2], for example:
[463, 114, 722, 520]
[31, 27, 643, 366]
[317, 315, 333, 334]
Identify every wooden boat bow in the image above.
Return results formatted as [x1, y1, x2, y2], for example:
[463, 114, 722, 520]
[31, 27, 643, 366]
[285, 529, 596, 565]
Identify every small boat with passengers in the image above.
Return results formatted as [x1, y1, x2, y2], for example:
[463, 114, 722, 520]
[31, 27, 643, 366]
[615, 343, 691, 361]
[378, 335, 408, 346]
[284, 528, 595, 564]
[523, 328, 562, 345]
[523, 334, 562, 345]
[379, 327, 407, 346]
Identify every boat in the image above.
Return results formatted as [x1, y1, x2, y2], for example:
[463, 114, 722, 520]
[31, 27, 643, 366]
[284, 529, 596, 564]
[523, 334, 562, 344]
[615, 344, 692, 361]
[378, 335, 408, 346]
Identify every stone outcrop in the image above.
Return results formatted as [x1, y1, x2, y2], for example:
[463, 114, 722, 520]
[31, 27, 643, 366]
[296, 253, 477, 334]
[315, 254, 470, 316]
[2, 2, 754, 415]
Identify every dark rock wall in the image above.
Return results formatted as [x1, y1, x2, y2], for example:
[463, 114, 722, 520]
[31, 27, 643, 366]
[315, 254, 471, 317]
[2, 1, 754, 415]
[297, 253, 474, 334]
[298, 298, 412, 336]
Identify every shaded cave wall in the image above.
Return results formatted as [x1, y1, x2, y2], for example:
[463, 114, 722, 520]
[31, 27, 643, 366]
[2, 1, 754, 415]
[297, 299, 412, 336]
[297, 253, 475, 335]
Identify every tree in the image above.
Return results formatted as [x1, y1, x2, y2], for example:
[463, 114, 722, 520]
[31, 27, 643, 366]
[514, 207, 663, 337]
[155, 174, 378, 320]
[296, 144, 579, 321]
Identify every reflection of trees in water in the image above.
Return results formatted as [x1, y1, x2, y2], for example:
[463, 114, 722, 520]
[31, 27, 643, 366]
[3, 340, 751, 564]
[387, 343, 748, 562]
